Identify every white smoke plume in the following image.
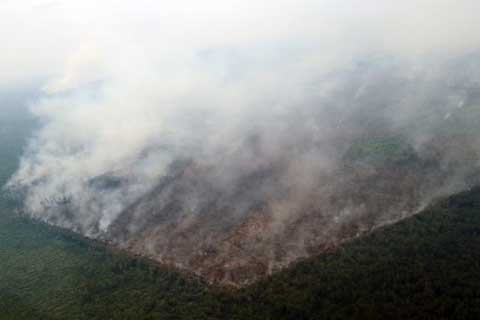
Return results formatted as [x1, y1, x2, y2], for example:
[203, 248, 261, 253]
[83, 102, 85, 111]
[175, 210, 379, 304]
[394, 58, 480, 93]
[2, 0, 480, 284]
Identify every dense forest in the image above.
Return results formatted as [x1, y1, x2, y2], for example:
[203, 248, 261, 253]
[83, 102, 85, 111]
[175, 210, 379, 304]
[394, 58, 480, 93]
[2, 102, 480, 319]
[2, 1, 480, 318]
[2, 185, 480, 319]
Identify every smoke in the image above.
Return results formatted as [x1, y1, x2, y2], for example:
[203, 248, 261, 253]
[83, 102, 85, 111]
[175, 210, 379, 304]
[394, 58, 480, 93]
[3, 0, 480, 283]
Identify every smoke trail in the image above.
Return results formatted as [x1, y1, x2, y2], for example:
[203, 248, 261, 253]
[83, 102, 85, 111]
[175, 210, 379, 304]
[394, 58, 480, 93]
[3, 0, 480, 284]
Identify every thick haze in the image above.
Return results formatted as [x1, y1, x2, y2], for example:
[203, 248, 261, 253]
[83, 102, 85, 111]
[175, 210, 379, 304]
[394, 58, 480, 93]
[3, 0, 480, 241]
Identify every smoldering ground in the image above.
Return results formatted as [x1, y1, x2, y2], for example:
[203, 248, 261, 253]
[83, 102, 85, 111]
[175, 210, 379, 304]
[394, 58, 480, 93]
[3, 0, 480, 285]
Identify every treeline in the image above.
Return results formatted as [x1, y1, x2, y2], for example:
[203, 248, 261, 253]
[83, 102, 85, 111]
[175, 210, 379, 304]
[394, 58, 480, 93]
[2, 187, 480, 319]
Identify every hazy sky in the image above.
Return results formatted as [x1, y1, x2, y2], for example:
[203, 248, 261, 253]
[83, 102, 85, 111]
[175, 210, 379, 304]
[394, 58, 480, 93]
[2, 0, 479, 90]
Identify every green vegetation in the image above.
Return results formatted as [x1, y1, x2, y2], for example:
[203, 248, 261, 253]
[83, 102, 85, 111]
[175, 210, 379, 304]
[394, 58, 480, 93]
[235, 187, 480, 319]
[2, 181, 480, 319]
[0, 211, 222, 320]
[2, 105, 480, 319]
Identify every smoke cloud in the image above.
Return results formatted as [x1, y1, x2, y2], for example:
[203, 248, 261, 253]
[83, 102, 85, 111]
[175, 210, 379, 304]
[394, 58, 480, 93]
[3, 0, 480, 284]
